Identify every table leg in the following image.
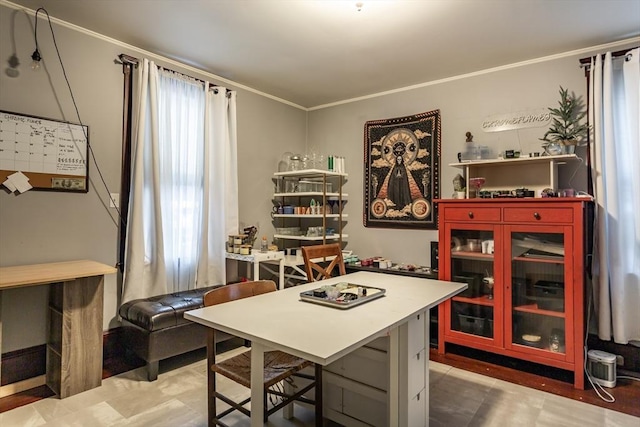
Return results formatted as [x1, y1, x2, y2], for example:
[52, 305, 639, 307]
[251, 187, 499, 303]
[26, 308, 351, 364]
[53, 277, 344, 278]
[388, 326, 399, 427]
[278, 259, 284, 290]
[253, 260, 260, 282]
[0, 290, 3, 391]
[390, 313, 427, 427]
[424, 314, 430, 424]
[283, 380, 294, 419]
[251, 341, 265, 427]
[207, 329, 216, 427]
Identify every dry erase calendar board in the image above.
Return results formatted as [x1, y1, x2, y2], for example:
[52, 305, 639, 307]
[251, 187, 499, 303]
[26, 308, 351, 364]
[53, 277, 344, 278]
[0, 110, 89, 192]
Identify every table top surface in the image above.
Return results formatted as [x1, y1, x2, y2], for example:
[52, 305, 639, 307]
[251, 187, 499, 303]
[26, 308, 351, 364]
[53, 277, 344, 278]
[225, 250, 285, 262]
[185, 271, 465, 365]
[0, 259, 117, 290]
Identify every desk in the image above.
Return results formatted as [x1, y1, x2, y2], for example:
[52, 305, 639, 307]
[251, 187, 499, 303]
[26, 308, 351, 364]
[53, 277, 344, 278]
[225, 250, 285, 289]
[185, 271, 465, 426]
[0, 260, 116, 398]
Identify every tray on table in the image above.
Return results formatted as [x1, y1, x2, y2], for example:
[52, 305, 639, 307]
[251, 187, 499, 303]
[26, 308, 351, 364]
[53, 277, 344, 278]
[300, 282, 386, 309]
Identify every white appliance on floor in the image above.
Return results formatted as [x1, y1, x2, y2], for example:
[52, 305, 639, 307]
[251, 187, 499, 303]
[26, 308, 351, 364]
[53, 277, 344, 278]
[587, 349, 617, 388]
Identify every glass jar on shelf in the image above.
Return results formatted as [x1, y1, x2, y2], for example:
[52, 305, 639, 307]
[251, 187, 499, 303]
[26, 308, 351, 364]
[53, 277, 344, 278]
[278, 151, 293, 172]
[549, 328, 564, 353]
[288, 154, 301, 171]
[301, 154, 311, 170]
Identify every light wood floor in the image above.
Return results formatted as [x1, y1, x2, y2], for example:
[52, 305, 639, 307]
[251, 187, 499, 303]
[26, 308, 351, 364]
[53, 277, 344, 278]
[1, 345, 638, 426]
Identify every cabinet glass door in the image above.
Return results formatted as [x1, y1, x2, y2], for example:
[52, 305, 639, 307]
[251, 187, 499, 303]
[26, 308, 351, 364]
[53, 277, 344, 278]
[449, 227, 497, 340]
[509, 230, 568, 355]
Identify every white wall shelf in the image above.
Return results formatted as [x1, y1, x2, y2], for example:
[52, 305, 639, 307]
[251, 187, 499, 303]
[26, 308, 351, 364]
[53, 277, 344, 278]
[274, 169, 348, 178]
[272, 169, 347, 246]
[449, 153, 578, 168]
[274, 234, 348, 241]
[274, 192, 348, 198]
[272, 214, 348, 219]
[272, 169, 348, 286]
[449, 154, 580, 197]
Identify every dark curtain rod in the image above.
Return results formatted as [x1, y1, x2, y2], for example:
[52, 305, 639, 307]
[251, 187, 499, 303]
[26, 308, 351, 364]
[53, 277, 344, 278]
[579, 47, 637, 68]
[117, 54, 232, 93]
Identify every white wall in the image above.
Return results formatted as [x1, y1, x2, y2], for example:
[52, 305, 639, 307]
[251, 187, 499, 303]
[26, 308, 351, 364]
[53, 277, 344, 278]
[1, 2, 637, 354]
[0, 4, 306, 353]
[306, 43, 637, 266]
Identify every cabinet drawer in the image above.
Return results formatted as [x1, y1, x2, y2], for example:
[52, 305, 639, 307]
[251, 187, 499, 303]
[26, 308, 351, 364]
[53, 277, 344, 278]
[408, 348, 426, 397]
[408, 312, 426, 356]
[325, 346, 388, 390]
[344, 388, 388, 426]
[323, 382, 343, 413]
[366, 336, 389, 352]
[408, 388, 427, 427]
[504, 207, 573, 223]
[444, 207, 501, 222]
[341, 347, 389, 390]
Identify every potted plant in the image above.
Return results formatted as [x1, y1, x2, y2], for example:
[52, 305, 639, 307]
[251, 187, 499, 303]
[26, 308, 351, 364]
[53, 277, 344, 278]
[453, 173, 466, 199]
[540, 86, 589, 154]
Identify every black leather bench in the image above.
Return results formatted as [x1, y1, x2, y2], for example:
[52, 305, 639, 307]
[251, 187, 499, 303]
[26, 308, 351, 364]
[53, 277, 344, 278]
[118, 285, 234, 381]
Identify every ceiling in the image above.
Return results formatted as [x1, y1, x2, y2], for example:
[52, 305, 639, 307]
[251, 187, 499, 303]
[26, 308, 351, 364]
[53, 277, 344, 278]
[6, 0, 640, 108]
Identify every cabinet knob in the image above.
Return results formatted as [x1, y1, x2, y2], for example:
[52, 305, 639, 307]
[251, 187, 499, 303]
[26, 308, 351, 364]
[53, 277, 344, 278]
[533, 212, 541, 220]
[468, 211, 474, 218]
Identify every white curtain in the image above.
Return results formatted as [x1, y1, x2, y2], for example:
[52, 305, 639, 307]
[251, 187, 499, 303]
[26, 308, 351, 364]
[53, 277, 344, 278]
[122, 59, 238, 302]
[589, 48, 640, 345]
[196, 87, 239, 286]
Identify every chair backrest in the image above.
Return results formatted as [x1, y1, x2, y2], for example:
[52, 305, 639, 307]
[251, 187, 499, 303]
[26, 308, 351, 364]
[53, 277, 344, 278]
[301, 243, 346, 282]
[204, 280, 277, 307]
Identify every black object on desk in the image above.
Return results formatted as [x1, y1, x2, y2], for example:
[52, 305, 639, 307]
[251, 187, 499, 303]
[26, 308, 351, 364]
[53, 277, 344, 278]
[345, 264, 438, 279]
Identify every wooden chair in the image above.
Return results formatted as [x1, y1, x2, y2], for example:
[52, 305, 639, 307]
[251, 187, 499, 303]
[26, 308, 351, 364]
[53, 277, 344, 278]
[204, 280, 322, 426]
[301, 243, 346, 282]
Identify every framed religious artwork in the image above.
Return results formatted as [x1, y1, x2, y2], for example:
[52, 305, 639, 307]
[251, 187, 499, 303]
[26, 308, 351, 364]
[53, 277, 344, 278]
[363, 109, 440, 229]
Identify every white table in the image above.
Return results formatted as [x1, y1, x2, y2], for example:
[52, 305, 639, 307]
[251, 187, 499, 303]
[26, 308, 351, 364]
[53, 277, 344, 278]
[225, 250, 285, 289]
[185, 271, 466, 426]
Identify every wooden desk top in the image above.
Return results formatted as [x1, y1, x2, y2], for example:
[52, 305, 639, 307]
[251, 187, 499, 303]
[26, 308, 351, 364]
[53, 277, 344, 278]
[0, 260, 117, 290]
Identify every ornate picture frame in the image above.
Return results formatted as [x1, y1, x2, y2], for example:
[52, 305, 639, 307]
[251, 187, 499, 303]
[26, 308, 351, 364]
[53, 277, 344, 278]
[363, 110, 440, 229]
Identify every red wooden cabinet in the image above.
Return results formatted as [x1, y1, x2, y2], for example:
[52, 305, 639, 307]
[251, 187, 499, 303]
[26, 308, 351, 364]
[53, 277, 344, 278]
[436, 198, 589, 389]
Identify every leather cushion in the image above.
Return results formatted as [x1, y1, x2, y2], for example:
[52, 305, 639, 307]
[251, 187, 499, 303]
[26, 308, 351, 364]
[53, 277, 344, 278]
[118, 285, 222, 332]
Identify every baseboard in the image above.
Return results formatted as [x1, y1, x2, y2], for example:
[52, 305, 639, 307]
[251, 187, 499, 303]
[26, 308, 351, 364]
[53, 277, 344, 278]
[587, 334, 640, 373]
[103, 327, 126, 360]
[1, 327, 125, 387]
[0, 375, 46, 398]
[0, 345, 46, 386]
